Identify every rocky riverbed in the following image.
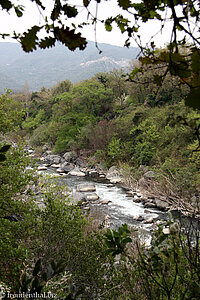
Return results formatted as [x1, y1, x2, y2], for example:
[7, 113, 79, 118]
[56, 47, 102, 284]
[26, 147, 173, 239]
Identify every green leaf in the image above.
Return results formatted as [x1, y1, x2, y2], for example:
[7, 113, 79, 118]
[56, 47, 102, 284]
[63, 4, 78, 18]
[54, 26, 87, 51]
[32, 259, 41, 276]
[122, 237, 132, 244]
[118, 0, 131, 9]
[14, 6, 24, 17]
[51, 0, 61, 21]
[83, 0, 90, 7]
[34, 0, 45, 10]
[20, 26, 41, 52]
[0, 144, 11, 153]
[185, 88, 200, 109]
[0, 0, 12, 11]
[105, 18, 113, 31]
[39, 37, 56, 49]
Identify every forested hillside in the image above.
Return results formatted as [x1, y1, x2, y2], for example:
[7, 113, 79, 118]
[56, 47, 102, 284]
[11, 63, 199, 204]
[0, 41, 138, 92]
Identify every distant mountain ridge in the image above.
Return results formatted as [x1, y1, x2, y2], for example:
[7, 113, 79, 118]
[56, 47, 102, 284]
[0, 41, 139, 92]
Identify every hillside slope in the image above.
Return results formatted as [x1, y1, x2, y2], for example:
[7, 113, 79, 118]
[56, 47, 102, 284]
[0, 41, 138, 92]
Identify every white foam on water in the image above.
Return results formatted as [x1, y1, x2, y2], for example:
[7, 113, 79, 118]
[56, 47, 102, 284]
[95, 183, 159, 219]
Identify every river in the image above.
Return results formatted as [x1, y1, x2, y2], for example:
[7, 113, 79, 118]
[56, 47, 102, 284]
[39, 166, 168, 241]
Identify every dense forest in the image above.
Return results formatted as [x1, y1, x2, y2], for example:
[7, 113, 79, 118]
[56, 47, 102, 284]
[15, 65, 200, 203]
[1, 56, 200, 298]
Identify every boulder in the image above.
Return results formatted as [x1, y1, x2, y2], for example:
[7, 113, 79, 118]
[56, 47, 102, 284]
[61, 163, 74, 173]
[63, 151, 77, 162]
[99, 174, 106, 178]
[83, 207, 90, 211]
[68, 167, 85, 177]
[126, 191, 134, 197]
[99, 200, 111, 205]
[76, 183, 96, 192]
[38, 165, 47, 171]
[154, 198, 168, 210]
[106, 166, 121, 179]
[86, 193, 99, 201]
[88, 170, 98, 177]
[51, 164, 61, 168]
[144, 216, 154, 224]
[76, 158, 85, 167]
[49, 155, 61, 164]
[110, 177, 122, 184]
[134, 215, 144, 222]
[72, 192, 87, 202]
[133, 198, 141, 203]
[107, 184, 114, 188]
[163, 227, 170, 234]
[56, 168, 64, 173]
[144, 202, 156, 208]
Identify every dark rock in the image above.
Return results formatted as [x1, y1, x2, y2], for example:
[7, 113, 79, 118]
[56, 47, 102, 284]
[144, 202, 156, 208]
[99, 200, 111, 205]
[126, 191, 134, 197]
[133, 198, 141, 203]
[61, 163, 74, 173]
[48, 155, 61, 164]
[88, 170, 98, 177]
[154, 198, 168, 210]
[63, 151, 77, 162]
[134, 215, 144, 222]
[76, 158, 85, 167]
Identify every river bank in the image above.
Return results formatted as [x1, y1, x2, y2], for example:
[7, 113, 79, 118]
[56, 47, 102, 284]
[31, 148, 187, 213]
[26, 147, 185, 235]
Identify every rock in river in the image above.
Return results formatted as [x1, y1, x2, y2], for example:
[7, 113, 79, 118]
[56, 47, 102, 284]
[76, 183, 96, 192]
[68, 166, 85, 177]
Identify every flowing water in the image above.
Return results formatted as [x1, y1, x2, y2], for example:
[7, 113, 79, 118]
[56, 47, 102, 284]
[40, 166, 168, 238]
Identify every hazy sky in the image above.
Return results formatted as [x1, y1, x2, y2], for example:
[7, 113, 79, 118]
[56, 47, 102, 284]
[0, 0, 172, 48]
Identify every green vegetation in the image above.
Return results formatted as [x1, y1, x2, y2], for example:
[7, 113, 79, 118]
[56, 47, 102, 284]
[1, 62, 200, 298]
[1, 1, 200, 298]
[18, 68, 199, 202]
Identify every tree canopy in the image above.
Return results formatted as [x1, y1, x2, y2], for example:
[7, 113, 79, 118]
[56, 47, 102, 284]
[1, 0, 200, 108]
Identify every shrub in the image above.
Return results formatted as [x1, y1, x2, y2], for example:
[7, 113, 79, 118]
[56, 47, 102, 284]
[135, 141, 156, 165]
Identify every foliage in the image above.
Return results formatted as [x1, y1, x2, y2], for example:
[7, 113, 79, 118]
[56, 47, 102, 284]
[135, 215, 200, 299]
[104, 224, 132, 256]
[107, 136, 124, 162]
[2, 89, 200, 299]
[0, 91, 24, 135]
